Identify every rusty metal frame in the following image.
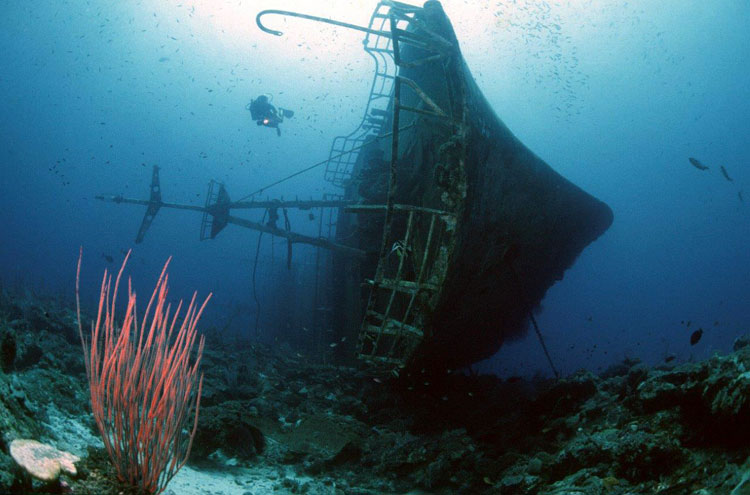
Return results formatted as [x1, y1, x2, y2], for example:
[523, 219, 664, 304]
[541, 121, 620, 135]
[357, 66, 456, 368]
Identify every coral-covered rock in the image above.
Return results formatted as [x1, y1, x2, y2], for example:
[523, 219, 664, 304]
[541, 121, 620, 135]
[9, 439, 79, 481]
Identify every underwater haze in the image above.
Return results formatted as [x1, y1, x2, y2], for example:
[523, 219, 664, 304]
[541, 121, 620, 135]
[1, 0, 749, 379]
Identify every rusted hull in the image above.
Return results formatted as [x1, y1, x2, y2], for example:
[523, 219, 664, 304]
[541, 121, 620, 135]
[335, 1, 613, 370]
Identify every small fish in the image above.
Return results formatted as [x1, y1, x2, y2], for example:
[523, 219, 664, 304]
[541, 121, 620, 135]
[690, 328, 703, 346]
[102, 253, 114, 263]
[664, 355, 676, 363]
[720, 165, 733, 182]
[390, 240, 411, 258]
[739, 190, 744, 203]
[688, 157, 709, 171]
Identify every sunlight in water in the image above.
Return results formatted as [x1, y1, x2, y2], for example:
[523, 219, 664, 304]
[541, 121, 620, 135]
[162, 1, 376, 41]
[152, 1, 545, 48]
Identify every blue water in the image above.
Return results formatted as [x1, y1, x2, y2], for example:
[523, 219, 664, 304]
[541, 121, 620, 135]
[1, 0, 748, 378]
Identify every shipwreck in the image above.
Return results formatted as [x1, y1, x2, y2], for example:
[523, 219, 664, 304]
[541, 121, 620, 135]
[98, 1, 613, 374]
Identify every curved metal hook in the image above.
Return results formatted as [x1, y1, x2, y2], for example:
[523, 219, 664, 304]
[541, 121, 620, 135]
[256, 10, 286, 36]
[256, 9, 390, 38]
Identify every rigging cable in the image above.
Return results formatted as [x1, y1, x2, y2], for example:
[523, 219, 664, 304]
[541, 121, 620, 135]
[503, 243, 560, 379]
[283, 208, 292, 270]
[235, 123, 416, 203]
[252, 208, 269, 339]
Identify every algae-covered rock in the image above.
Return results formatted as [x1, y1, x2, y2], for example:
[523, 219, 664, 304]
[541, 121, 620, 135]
[536, 370, 599, 417]
[0, 331, 16, 372]
[192, 400, 266, 461]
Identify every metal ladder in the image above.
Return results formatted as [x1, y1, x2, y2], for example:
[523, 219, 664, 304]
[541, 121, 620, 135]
[356, 205, 453, 368]
[200, 180, 231, 241]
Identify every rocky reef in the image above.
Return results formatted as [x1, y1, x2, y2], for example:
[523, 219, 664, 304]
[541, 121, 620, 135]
[1, 287, 750, 494]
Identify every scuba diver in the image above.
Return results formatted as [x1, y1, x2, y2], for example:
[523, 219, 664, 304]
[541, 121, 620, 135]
[246, 94, 294, 136]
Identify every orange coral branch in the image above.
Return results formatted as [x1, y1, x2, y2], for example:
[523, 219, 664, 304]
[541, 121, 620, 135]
[76, 249, 211, 494]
